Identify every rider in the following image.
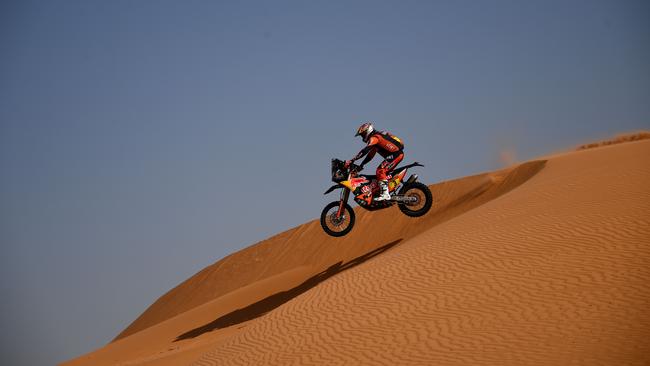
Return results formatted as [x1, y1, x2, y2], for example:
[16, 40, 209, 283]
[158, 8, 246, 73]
[346, 122, 404, 201]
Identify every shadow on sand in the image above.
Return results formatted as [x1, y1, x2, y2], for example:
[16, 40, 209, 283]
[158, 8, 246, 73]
[175, 238, 403, 341]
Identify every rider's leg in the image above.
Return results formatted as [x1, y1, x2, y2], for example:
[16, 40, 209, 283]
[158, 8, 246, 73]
[375, 153, 403, 201]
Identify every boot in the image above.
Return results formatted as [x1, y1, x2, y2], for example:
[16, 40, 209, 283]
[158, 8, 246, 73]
[375, 180, 391, 201]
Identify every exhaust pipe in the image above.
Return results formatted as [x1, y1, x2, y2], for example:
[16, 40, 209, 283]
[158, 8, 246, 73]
[406, 174, 418, 184]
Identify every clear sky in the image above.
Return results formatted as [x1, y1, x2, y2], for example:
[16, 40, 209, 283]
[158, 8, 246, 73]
[1, 1, 648, 364]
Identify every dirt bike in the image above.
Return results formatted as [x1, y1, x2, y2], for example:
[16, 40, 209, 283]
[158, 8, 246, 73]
[320, 158, 433, 237]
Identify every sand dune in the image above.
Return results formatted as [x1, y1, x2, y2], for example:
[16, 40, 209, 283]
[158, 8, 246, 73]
[63, 138, 650, 366]
[114, 158, 546, 342]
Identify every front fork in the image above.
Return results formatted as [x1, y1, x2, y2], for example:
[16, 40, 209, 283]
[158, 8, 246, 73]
[336, 188, 350, 218]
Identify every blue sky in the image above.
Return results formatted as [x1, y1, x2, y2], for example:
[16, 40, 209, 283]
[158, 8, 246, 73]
[1, 1, 648, 364]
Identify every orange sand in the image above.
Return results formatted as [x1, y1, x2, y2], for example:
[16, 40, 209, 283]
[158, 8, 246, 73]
[62, 139, 650, 366]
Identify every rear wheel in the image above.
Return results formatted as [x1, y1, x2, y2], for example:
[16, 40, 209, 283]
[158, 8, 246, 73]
[320, 201, 355, 237]
[398, 182, 432, 217]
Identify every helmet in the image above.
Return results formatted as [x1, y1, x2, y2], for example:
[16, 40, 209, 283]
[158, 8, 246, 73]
[355, 122, 374, 142]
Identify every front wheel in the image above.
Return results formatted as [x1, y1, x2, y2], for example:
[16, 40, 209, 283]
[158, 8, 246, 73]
[398, 182, 433, 217]
[320, 201, 355, 237]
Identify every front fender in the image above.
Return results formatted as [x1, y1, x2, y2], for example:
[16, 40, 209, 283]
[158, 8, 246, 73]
[324, 184, 341, 195]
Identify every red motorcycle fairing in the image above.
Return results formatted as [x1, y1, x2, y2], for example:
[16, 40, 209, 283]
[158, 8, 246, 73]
[352, 175, 397, 208]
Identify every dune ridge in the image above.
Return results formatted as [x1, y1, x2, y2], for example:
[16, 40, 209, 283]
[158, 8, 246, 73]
[63, 139, 650, 365]
[576, 130, 650, 150]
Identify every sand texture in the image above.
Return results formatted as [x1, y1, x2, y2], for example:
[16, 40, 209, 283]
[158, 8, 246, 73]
[63, 139, 650, 366]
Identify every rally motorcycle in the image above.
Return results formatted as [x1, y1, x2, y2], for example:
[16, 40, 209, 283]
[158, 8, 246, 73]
[320, 158, 432, 237]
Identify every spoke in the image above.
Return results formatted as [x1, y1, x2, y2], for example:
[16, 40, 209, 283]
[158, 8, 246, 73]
[327, 208, 349, 231]
[405, 190, 424, 210]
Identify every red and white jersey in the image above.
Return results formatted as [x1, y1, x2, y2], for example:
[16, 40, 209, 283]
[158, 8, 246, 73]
[367, 131, 404, 157]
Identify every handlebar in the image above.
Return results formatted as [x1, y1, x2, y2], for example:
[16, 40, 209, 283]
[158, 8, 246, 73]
[347, 162, 363, 174]
[332, 158, 363, 182]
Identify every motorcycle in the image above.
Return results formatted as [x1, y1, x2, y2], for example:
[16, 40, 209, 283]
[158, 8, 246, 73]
[320, 158, 432, 237]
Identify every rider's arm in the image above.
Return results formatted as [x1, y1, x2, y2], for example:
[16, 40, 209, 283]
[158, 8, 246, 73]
[352, 145, 372, 162]
[359, 148, 376, 167]
[351, 136, 379, 161]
